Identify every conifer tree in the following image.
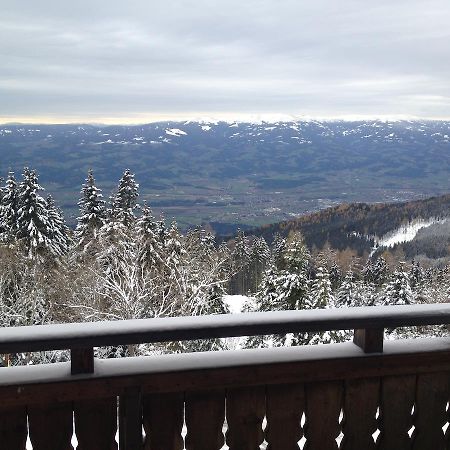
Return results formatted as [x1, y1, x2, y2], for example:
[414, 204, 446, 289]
[280, 231, 310, 274]
[309, 266, 334, 308]
[16, 168, 52, 257]
[230, 229, 251, 294]
[249, 237, 270, 292]
[271, 232, 286, 269]
[165, 219, 185, 269]
[329, 261, 342, 290]
[111, 169, 139, 226]
[378, 264, 414, 305]
[135, 202, 164, 270]
[76, 169, 106, 247]
[373, 256, 388, 285]
[46, 195, 70, 256]
[336, 270, 357, 307]
[0, 172, 19, 243]
[409, 260, 424, 288]
[0, 176, 4, 237]
[362, 258, 376, 284]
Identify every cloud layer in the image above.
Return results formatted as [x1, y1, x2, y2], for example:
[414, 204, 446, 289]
[1, 0, 450, 122]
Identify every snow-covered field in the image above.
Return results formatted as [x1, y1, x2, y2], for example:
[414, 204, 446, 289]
[370, 217, 448, 256]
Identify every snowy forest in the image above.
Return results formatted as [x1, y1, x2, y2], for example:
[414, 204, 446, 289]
[0, 168, 448, 365]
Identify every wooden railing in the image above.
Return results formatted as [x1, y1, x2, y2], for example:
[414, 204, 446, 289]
[0, 304, 449, 449]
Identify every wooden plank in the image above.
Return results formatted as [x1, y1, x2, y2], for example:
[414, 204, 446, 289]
[74, 397, 118, 450]
[378, 375, 416, 450]
[0, 304, 449, 353]
[71, 348, 94, 375]
[304, 380, 343, 450]
[28, 401, 73, 450]
[353, 328, 384, 353]
[0, 405, 27, 450]
[226, 385, 265, 450]
[143, 392, 184, 450]
[185, 389, 225, 450]
[265, 383, 304, 450]
[341, 378, 379, 450]
[0, 341, 449, 408]
[119, 386, 143, 450]
[412, 372, 449, 450]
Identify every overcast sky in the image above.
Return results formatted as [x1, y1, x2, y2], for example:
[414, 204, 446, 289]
[1, 0, 450, 123]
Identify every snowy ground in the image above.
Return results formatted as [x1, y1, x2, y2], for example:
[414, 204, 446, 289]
[222, 294, 253, 313]
[221, 295, 255, 350]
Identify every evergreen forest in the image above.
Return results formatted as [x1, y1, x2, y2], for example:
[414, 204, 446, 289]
[0, 169, 448, 365]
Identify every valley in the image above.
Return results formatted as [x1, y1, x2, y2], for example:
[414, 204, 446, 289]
[0, 119, 449, 230]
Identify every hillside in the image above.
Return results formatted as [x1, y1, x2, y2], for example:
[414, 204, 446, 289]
[0, 120, 449, 228]
[243, 194, 450, 262]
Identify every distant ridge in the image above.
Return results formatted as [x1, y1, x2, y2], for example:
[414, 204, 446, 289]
[239, 194, 450, 259]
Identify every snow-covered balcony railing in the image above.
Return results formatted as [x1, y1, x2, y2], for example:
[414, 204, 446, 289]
[0, 304, 449, 449]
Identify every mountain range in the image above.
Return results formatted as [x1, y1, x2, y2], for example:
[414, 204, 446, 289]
[0, 119, 449, 229]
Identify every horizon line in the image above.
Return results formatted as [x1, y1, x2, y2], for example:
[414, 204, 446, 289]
[1, 113, 450, 126]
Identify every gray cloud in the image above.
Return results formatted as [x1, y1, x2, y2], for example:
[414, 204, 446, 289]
[1, 0, 450, 122]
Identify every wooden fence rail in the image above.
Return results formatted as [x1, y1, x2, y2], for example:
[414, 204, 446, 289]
[0, 304, 449, 449]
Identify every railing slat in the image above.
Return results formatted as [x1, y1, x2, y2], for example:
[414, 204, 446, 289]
[119, 386, 143, 450]
[378, 375, 416, 450]
[341, 378, 379, 450]
[265, 383, 304, 450]
[143, 392, 183, 450]
[185, 389, 225, 450]
[412, 372, 449, 450]
[28, 401, 73, 450]
[74, 397, 118, 450]
[304, 380, 343, 450]
[0, 405, 27, 450]
[226, 385, 265, 450]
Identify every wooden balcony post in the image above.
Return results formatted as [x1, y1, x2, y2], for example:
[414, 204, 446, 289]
[71, 347, 94, 375]
[119, 386, 143, 450]
[353, 328, 384, 353]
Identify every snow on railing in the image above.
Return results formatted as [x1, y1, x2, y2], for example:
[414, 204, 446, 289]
[0, 304, 449, 449]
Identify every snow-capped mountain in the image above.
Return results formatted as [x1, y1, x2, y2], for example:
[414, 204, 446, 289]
[0, 120, 448, 229]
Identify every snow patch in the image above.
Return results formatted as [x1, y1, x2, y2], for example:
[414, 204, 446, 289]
[370, 217, 449, 256]
[166, 128, 187, 137]
[222, 295, 252, 314]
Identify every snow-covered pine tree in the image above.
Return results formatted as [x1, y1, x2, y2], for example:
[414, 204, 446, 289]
[373, 256, 388, 285]
[248, 236, 270, 292]
[362, 258, 375, 284]
[46, 195, 70, 256]
[280, 231, 310, 273]
[16, 168, 53, 258]
[271, 232, 286, 269]
[329, 261, 342, 290]
[230, 229, 251, 294]
[336, 269, 357, 307]
[165, 219, 185, 271]
[110, 169, 139, 226]
[76, 169, 106, 248]
[155, 215, 168, 247]
[185, 227, 216, 260]
[409, 260, 424, 288]
[309, 266, 334, 309]
[0, 176, 4, 237]
[135, 202, 164, 271]
[377, 263, 414, 305]
[0, 172, 19, 243]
